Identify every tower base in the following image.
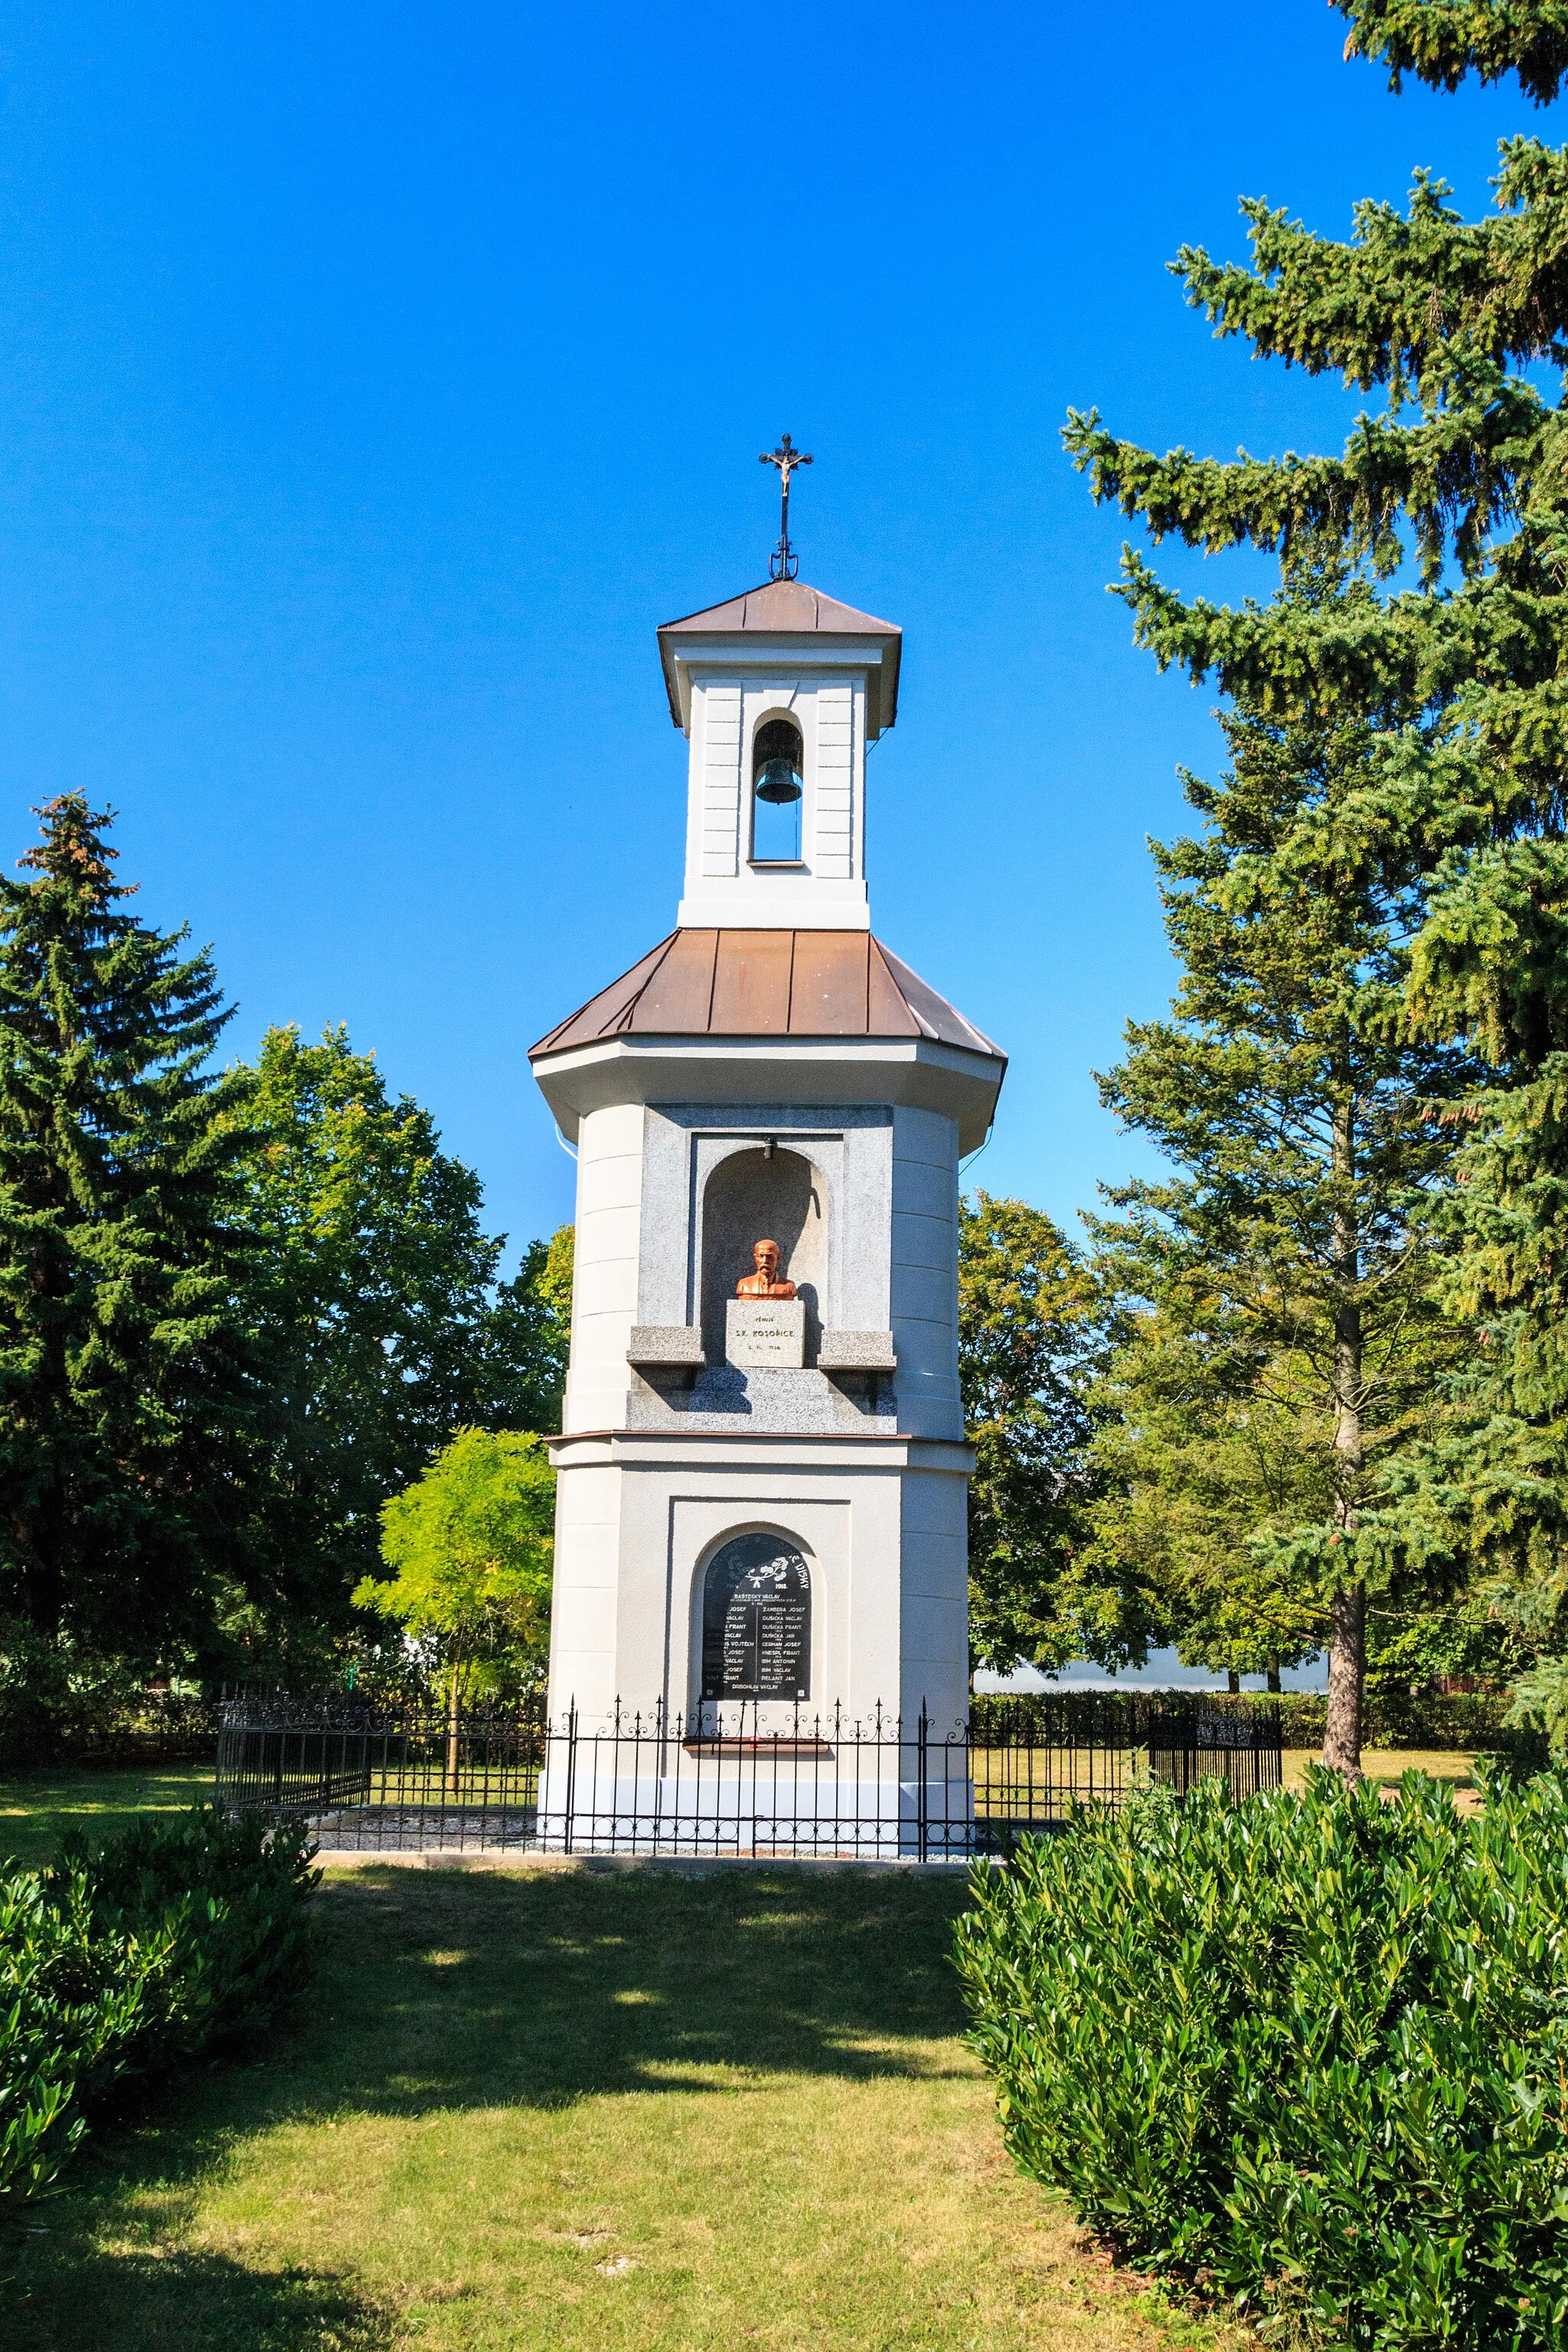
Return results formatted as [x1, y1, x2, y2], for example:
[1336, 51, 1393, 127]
[544, 1429, 975, 1742]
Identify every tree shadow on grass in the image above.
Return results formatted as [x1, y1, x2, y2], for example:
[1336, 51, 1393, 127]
[307, 1864, 982, 2113]
[6, 1865, 982, 2346]
[2, 2237, 392, 2352]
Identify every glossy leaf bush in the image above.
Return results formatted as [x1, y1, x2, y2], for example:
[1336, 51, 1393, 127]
[1, 1806, 317, 2208]
[956, 1769, 1568, 2349]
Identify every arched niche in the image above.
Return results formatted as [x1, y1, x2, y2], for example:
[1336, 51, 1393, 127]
[699, 1529, 812, 1703]
[699, 1145, 825, 1364]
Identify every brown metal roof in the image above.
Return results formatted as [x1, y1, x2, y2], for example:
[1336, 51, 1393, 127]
[530, 930, 1004, 1063]
[659, 578, 900, 638]
[657, 577, 902, 732]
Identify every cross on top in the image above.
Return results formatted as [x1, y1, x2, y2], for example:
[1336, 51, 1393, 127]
[760, 433, 813, 580]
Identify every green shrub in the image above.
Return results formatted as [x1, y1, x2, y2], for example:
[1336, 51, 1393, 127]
[956, 1768, 1568, 2349]
[0, 1622, 217, 1766]
[1203, 1687, 1517, 1751]
[0, 1807, 318, 2210]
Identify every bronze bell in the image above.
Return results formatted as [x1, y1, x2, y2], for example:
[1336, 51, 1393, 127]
[753, 718, 803, 805]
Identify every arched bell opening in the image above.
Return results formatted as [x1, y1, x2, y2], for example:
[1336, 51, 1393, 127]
[698, 1145, 825, 1365]
[749, 713, 805, 864]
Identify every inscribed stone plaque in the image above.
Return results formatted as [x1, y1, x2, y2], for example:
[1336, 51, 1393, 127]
[701, 1532, 811, 1702]
[726, 1298, 805, 1368]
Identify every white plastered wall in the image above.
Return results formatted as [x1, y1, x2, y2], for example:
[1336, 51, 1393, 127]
[561, 1100, 643, 1433]
[898, 1468, 970, 1733]
[544, 1456, 622, 1718]
[890, 1106, 964, 1439]
[547, 1444, 970, 1730]
[679, 668, 869, 929]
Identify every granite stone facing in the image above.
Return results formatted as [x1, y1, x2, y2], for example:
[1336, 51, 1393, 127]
[627, 1326, 706, 1366]
[634, 1105, 895, 1367]
[818, 1329, 897, 1370]
[624, 1361, 894, 1434]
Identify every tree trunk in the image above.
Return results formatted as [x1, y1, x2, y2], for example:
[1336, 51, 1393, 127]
[1323, 1087, 1366, 1782]
[1227, 1669, 1240, 1694]
[1324, 1583, 1366, 1777]
[446, 1669, 461, 1796]
[1266, 1656, 1282, 1694]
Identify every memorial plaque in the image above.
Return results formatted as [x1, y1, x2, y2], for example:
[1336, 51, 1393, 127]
[701, 1533, 811, 1701]
[726, 1297, 805, 1368]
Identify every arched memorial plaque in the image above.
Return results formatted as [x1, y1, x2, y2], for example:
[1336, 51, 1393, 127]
[701, 1533, 811, 1702]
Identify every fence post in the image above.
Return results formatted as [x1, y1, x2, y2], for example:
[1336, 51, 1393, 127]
[563, 1700, 578, 1856]
[916, 1704, 928, 1864]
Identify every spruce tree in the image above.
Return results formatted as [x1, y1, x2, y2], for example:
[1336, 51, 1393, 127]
[1060, 0, 1568, 1756]
[1085, 568, 1476, 1770]
[0, 795, 256, 1656]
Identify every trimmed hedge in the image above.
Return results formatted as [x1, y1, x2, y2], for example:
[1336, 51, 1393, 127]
[1, 1807, 318, 2208]
[973, 1687, 1519, 1752]
[956, 1768, 1568, 2350]
[1217, 1688, 1515, 1752]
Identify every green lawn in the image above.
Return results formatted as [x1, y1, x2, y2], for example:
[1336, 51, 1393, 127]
[0, 1841, 1239, 2352]
[1283, 1746, 1478, 1798]
[0, 1762, 214, 1870]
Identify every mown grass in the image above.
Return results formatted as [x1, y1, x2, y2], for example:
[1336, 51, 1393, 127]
[1283, 1746, 1477, 1796]
[0, 1856, 1241, 2352]
[0, 1763, 214, 1870]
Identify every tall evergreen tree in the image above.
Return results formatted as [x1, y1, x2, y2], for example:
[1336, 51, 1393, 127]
[1085, 572, 1476, 1770]
[0, 795, 256, 1655]
[1060, 0, 1568, 1757]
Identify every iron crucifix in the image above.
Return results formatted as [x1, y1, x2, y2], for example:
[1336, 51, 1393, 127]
[760, 433, 813, 580]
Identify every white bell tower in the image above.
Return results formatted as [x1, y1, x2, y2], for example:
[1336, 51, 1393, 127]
[661, 576, 899, 932]
[529, 527, 1005, 1846]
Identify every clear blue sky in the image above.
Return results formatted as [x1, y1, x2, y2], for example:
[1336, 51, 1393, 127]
[0, 2, 1548, 1262]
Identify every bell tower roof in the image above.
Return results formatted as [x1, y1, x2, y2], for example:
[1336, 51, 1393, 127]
[658, 578, 902, 737]
[529, 926, 1005, 1153]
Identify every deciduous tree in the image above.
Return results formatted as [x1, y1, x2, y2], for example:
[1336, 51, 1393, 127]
[354, 1426, 554, 1776]
[224, 1026, 567, 1645]
[958, 1193, 1106, 1674]
[484, 1223, 572, 1435]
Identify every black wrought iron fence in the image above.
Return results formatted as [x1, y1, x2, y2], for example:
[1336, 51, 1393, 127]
[214, 1690, 1282, 1859]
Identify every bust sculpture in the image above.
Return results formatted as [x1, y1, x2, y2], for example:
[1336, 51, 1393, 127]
[735, 1238, 796, 1299]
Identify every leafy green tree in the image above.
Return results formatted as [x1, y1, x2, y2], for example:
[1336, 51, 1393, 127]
[1086, 1313, 1329, 1691]
[1361, 1588, 1528, 1707]
[958, 1193, 1107, 1674]
[224, 1026, 567, 1645]
[484, 1223, 572, 1434]
[0, 795, 258, 1659]
[1083, 580, 1474, 1769]
[354, 1427, 554, 1775]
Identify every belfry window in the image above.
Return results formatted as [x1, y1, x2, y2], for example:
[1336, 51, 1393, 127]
[750, 716, 804, 864]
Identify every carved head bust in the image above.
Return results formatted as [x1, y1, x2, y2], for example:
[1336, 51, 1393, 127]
[735, 1238, 796, 1299]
